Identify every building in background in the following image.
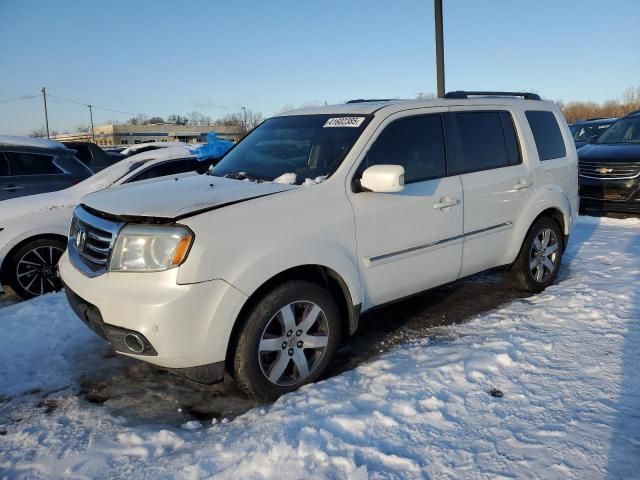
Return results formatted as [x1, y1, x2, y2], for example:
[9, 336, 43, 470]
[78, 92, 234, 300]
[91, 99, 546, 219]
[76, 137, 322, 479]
[54, 123, 241, 146]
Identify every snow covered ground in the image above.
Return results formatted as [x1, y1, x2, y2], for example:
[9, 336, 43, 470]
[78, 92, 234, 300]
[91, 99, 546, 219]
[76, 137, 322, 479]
[0, 216, 639, 479]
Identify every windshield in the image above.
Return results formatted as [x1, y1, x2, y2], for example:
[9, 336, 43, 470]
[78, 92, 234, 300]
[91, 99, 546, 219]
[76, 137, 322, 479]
[596, 117, 640, 144]
[571, 123, 612, 141]
[211, 115, 371, 184]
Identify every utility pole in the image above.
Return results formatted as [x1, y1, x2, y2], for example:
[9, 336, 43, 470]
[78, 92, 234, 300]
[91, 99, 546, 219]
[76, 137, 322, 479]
[88, 104, 95, 143]
[41, 87, 50, 138]
[434, 0, 445, 98]
[241, 106, 247, 133]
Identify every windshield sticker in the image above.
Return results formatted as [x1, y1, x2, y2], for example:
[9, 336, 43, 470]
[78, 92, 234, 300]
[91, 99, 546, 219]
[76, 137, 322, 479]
[323, 117, 366, 128]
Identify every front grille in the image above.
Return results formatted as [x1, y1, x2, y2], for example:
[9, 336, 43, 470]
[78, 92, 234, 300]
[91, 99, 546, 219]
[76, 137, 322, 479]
[68, 206, 123, 277]
[579, 161, 640, 179]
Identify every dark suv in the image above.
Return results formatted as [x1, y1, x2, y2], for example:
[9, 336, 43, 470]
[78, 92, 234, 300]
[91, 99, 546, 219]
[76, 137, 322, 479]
[570, 118, 617, 149]
[0, 136, 93, 201]
[62, 141, 124, 172]
[578, 111, 640, 214]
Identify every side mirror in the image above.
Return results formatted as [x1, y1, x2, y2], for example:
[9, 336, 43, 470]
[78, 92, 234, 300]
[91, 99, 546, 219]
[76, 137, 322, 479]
[360, 165, 405, 193]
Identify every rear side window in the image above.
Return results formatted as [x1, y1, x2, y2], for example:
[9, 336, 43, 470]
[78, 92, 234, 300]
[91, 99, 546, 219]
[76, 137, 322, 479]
[54, 156, 92, 176]
[447, 111, 519, 175]
[127, 158, 199, 183]
[525, 111, 567, 160]
[0, 154, 9, 176]
[3, 151, 61, 175]
[71, 145, 92, 162]
[359, 114, 446, 184]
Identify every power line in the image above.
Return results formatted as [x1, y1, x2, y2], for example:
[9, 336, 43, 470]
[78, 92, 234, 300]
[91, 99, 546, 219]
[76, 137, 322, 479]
[0, 94, 40, 104]
[46, 93, 144, 116]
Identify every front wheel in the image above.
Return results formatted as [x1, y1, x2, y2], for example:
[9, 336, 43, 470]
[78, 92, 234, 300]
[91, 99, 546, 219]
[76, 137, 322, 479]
[510, 216, 564, 293]
[7, 238, 66, 300]
[232, 280, 341, 400]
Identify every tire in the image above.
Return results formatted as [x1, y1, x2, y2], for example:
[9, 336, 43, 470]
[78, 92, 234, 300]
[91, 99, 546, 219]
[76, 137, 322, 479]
[233, 280, 341, 400]
[510, 216, 563, 293]
[6, 237, 66, 300]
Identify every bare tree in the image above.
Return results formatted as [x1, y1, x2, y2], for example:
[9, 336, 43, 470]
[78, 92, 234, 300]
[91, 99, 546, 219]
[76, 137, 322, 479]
[28, 126, 48, 138]
[558, 86, 640, 124]
[147, 116, 165, 124]
[76, 124, 92, 133]
[127, 114, 149, 125]
[188, 110, 212, 126]
[167, 114, 189, 125]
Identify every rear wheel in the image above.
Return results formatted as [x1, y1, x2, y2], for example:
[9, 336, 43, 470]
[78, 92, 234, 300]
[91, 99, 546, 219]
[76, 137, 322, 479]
[7, 238, 66, 299]
[232, 280, 341, 400]
[510, 216, 563, 293]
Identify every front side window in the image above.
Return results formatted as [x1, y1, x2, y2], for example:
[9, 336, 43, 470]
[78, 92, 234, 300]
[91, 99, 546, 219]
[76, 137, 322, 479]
[3, 151, 61, 175]
[211, 115, 371, 184]
[357, 114, 446, 184]
[596, 117, 640, 144]
[525, 110, 567, 160]
[447, 111, 518, 174]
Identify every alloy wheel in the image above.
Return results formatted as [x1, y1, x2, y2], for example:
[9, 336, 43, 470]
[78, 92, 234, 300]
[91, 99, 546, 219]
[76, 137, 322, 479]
[258, 301, 330, 386]
[15, 246, 64, 297]
[529, 228, 559, 283]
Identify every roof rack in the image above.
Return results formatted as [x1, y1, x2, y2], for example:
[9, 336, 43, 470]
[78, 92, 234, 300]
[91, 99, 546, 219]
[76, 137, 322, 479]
[444, 91, 541, 100]
[346, 98, 396, 104]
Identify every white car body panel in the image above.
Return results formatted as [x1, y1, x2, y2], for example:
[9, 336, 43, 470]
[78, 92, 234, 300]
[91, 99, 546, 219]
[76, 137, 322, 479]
[0, 146, 196, 274]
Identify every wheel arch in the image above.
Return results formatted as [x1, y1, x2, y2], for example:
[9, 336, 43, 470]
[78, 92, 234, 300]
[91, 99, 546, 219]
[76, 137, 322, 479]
[224, 264, 359, 372]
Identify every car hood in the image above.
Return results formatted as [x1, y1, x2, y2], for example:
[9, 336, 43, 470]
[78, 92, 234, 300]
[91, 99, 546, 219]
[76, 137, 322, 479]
[578, 143, 640, 162]
[0, 189, 79, 223]
[81, 174, 298, 220]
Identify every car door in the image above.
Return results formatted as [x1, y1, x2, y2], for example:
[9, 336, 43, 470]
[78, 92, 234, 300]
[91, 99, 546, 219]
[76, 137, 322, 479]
[445, 107, 534, 277]
[348, 109, 464, 308]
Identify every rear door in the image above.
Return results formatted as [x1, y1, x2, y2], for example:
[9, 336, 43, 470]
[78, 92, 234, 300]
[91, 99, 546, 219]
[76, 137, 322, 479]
[445, 108, 533, 277]
[349, 109, 464, 308]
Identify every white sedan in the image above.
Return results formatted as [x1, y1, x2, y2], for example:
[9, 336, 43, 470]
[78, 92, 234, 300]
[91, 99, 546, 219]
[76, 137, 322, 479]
[0, 146, 209, 299]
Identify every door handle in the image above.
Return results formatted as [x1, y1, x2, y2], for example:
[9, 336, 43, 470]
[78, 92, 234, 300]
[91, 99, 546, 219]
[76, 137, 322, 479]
[513, 180, 532, 190]
[1, 185, 23, 192]
[433, 197, 460, 209]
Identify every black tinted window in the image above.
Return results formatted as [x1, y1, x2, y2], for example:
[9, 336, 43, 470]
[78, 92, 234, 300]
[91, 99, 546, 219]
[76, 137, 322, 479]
[54, 156, 92, 176]
[447, 111, 513, 174]
[3, 151, 61, 175]
[0, 155, 9, 176]
[127, 159, 199, 182]
[360, 114, 446, 183]
[526, 111, 567, 160]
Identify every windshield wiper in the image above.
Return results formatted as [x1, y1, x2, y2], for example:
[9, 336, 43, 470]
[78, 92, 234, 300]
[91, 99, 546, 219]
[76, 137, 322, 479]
[210, 170, 265, 183]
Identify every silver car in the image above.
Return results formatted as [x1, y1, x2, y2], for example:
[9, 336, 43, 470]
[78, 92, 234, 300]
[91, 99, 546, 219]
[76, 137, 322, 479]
[0, 136, 93, 201]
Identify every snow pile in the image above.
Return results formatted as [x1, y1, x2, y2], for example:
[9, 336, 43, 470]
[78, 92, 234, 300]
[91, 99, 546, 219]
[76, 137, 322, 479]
[0, 217, 639, 478]
[302, 175, 328, 186]
[272, 172, 297, 185]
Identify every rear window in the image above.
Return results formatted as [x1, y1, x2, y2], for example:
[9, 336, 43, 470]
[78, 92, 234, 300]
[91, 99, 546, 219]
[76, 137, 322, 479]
[526, 111, 567, 160]
[2, 151, 61, 175]
[54, 156, 92, 176]
[127, 158, 199, 183]
[0, 155, 9, 176]
[447, 111, 520, 174]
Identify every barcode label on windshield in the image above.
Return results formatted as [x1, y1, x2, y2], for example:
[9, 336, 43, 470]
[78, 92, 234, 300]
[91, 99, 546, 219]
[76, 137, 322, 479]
[323, 117, 366, 128]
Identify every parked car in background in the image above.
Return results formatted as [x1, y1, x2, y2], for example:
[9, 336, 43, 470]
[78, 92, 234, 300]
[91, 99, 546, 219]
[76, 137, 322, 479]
[62, 141, 125, 172]
[0, 136, 93, 201]
[570, 118, 617, 149]
[120, 141, 189, 157]
[578, 111, 640, 214]
[0, 145, 218, 299]
[60, 91, 578, 400]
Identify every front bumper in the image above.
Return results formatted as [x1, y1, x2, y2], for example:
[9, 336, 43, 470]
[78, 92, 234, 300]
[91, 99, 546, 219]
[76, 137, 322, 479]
[59, 252, 248, 371]
[579, 176, 640, 213]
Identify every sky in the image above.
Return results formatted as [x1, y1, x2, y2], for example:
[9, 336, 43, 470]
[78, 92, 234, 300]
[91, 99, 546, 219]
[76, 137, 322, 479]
[0, 0, 639, 135]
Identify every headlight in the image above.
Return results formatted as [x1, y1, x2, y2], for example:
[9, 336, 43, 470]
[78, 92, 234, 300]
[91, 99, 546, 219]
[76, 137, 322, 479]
[109, 225, 193, 272]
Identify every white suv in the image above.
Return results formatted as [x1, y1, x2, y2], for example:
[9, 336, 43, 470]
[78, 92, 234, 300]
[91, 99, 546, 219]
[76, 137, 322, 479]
[59, 92, 578, 400]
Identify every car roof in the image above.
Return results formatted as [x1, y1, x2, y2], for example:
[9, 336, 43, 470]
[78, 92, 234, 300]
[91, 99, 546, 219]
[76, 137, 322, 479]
[0, 135, 69, 150]
[572, 117, 618, 125]
[276, 97, 555, 117]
